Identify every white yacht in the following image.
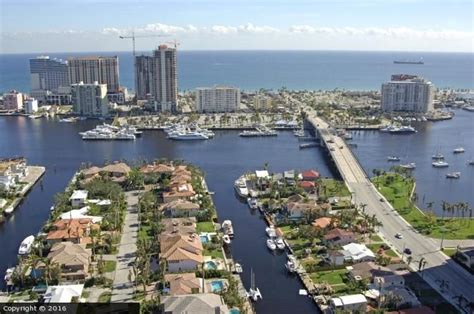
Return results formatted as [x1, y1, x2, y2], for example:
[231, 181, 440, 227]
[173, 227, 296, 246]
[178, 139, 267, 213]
[266, 239, 276, 250]
[285, 255, 297, 273]
[400, 163, 416, 169]
[343, 133, 353, 140]
[432, 161, 449, 168]
[380, 125, 417, 133]
[247, 269, 262, 301]
[387, 156, 400, 162]
[266, 226, 276, 238]
[247, 197, 258, 210]
[4, 267, 15, 283]
[275, 238, 285, 250]
[18, 235, 35, 255]
[234, 177, 249, 197]
[222, 234, 231, 245]
[168, 131, 209, 140]
[222, 220, 234, 238]
[453, 147, 465, 154]
[446, 172, 461, 179]
[234, 263, 243, 274]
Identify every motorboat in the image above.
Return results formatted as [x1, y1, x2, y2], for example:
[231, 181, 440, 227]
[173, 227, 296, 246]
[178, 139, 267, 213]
[343, 133, 353, 140]
[285, 255, 297, 273]
[275, 238, 285, 250]
[453, 147, 465, 154]
[4, 267, 14, 283]
[432, 153, 444, 160]
[18, 235, 35, 255]
[234, 177, 249, 197]
[293, 129, 305, 137]
[266, 226, 276, 238]
[80, 124, 136, 140]
[168, 131, 209, 140]
[266, 239, 276, 250]
[59, 117, 77, 123]
[468, 160, 474, 166]
[432, 161, 449, 168]
[222, 234, 231, 245]
[380, 125, 417, 133]
[240, 126, 277, 137]
[387, 156, 400, 162]
[222, 220, 234, 238]
[400, 163, 416, 169]
[247, 197, 258, 210]
[446, 172, 461, 179]
[234, 263, 243, 273]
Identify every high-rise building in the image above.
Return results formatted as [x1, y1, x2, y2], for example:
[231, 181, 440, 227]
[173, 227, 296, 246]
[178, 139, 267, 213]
[68, 56, 120, 93]
[195, 86, 240, 113]
[24, 98, 38, 114]
[29, 56, 69, 92]
[254, 94, 273, 111]
[71, 81, 109, 117]
[135, 45, 177, 112]
[3, 90, 23, 111]
[381, 75, 434, 113]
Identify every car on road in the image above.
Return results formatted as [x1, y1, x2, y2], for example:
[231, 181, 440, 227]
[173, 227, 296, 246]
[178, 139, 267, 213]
[379, 198, 385, 202]
[330, 147, 335, 151]
[395, 233, 403, 239]
[404, 248, 412, 255]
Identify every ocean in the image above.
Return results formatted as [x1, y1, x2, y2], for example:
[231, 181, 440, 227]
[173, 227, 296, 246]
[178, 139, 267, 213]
[1, 50, 473, 93]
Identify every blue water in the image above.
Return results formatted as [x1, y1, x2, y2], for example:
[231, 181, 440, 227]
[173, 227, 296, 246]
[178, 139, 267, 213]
[204, 260, 218, 270]
[1, 51, 473, 93]
[210, 280, 224, 292]
[200, 235, 209, 243]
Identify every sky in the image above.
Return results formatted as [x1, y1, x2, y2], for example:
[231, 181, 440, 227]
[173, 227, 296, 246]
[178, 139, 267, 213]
[1, 0, 473, 53]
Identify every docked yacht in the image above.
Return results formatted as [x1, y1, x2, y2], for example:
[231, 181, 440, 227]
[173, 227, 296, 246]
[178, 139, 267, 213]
[222, 234, 231, 245]
[247, 269, 262, 301]
[432, 161, 449, 168]
[266, 239, 276, 250]
[168, 131, 209, 140]
[380, 125, 417, 133]
[286, 255, 297, 273]
[239, 126, 277, 137]
[446, 172, 461, 179]
[387, 156, 400, 162]
[432, 153, 444, 160]
[18, 235, 35, 255]
[400, 163, 416, 169]
[275, 238, 285, 250]
[266, 226, 276, 238]
[453, 147, 465, 154]
[222, 220, 234, 238]
[343, 133, 353, 140]
[234, 177, 249, 197]
[234, 263, 243, 273]
[4, 267, 15, 284]
[247, 198, 258, 210]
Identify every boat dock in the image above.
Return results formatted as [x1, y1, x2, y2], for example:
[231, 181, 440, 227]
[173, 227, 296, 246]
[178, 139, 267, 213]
[1, 166, 45, 218]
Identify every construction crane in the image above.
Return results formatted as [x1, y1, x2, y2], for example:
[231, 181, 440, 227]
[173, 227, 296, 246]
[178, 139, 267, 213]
[164, 39, 181, 49]
[119, 31, 170, 56]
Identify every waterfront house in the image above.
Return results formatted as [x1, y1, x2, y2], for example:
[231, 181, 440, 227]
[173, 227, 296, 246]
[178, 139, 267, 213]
[329, 294, 367, 312]
[82, 166, 101, 180]
[43, 284, 84, 303]
[140, 163, 175, 175]
[59, 206, 103, 224]
[163, 183, 196, 203]
[298, 180, 316, 193]
[285, 201, 319, 221]
[312, 217, 333, 230]
[160, 234, 203, 272]
[161, 217, 197, 238]
[346, 262, 395, 282]
[164, 273, 202, 295]
[69, 190, 88, 207]
[46, 218, 98, 245]
[46, 242, 91, 282]
[323, 228, 355, 246]
[0, 157, 28, 190]
[342, 243, 376, 263]
[101, 162, 131, 183]
[161, 293, 230, 314]
[302, 169, 320, 181]
[161, 199, 200, 217]
[284, 170, 301, 185]
[455, 247, 474, 270]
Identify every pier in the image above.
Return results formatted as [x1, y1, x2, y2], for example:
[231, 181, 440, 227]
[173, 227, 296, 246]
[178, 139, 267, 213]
[303, 107, 474, 313]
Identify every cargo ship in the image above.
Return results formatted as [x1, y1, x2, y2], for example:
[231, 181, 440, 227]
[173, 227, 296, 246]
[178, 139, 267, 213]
[393, 58, 424, 65]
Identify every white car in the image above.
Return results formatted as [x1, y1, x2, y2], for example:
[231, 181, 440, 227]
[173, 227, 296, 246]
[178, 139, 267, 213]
[395, 233, 403, 239]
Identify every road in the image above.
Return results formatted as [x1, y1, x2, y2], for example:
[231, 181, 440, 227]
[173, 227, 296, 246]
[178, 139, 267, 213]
[111, 191, 140, 302]
[304, 108, 474, 312]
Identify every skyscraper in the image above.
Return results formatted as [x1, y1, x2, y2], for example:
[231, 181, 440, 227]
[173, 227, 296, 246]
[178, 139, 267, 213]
[68, 56, 120, 93]
[381, 75, 434, 113]
[135, 45, 177, 112]
[71, 81, 109, 117]
[29, 56, 69, 92]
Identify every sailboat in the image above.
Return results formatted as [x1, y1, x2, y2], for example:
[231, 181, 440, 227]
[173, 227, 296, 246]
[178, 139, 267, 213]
[246, 269, 262, 301]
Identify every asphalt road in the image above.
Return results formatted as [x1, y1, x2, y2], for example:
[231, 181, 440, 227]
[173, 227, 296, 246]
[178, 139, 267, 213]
[306, 110, 474, 312]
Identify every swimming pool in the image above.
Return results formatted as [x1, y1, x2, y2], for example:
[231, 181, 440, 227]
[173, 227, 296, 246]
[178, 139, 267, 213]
[204, 260, 218, 270]
[210, 280, 224, 292]
[229, 309, 240, 314]
[200, 235, 209, 243]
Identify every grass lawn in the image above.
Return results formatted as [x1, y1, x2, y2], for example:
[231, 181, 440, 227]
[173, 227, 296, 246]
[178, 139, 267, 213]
[309, 269, 347, 285]
[373, 173, 474, 240]
[104, 260, 117, 273]
[197, 221, 215, 233]
[98, 291, 111, 303]
[203, 247, 224, 259]
[279, 225, 294, 234]
[320, 179, 351, 198]
[384, 249, 398, 257]
[370, 235, 383, 242]
[138, 224, 152, 240]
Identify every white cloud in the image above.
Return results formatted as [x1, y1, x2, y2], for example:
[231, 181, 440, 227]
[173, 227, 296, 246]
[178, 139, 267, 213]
[210, 25, 238, 34]
[288, 25, 473, 39]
